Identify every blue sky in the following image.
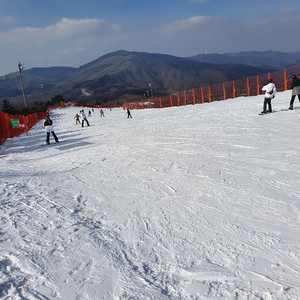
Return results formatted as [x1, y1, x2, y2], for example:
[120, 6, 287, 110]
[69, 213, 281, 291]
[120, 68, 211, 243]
[0, 0, 300, 75]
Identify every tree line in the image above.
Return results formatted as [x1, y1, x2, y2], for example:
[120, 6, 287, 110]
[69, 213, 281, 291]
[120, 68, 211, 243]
[1, 95, 66, 115]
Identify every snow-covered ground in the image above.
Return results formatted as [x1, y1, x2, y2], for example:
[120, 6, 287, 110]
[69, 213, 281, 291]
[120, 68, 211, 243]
[1, 90, 300, 300]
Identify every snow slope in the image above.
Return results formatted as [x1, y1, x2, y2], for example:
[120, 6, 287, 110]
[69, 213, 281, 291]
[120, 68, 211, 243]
[1, 91, 300, 300]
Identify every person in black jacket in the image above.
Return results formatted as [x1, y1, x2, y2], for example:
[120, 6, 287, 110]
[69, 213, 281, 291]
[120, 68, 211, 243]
[44, 114, 59, 145]
[127, 109, 132, 118]
[289, 74, 300, 110]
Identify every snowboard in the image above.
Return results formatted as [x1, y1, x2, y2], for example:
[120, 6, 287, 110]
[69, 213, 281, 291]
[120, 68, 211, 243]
[258, 111, 275, 115]
[42, 140, 65, 146]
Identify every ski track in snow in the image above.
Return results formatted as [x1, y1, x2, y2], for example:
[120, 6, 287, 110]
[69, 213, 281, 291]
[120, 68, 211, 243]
[1, 91, 300, 299]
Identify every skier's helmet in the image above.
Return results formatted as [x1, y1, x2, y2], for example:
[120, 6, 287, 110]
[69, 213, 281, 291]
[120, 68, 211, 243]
[291, 74, 297, 79]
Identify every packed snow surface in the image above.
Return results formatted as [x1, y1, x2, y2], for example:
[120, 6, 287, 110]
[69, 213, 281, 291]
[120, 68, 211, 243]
[1, 91, 300, 300]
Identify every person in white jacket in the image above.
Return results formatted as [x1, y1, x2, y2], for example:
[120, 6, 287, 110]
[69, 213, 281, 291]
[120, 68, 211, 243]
[44, 114, 59, 145]
[80, 110, 90, 127]
[261, 79, 276, 114]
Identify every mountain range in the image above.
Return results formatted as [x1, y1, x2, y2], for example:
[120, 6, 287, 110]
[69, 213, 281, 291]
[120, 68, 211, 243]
[1, 50, 300, 106]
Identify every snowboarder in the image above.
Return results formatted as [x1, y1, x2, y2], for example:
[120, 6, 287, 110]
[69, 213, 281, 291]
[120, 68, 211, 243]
[127, 109, 132, 118]
[80, 110, 90, 127]
[100, 109, 105, 117]
[74, 113, 81, 124]
[88, 110, 92, 117]
[44, 114, 59, 145]
[261, 79, 276, 114]
[288, 74, 300, 110]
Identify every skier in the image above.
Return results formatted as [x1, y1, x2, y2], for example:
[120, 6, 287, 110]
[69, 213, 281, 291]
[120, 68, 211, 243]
[261, 79, 276, 114]
[127, 108, 132, 118]
[100, 109, 105, 117]
[88, 110, 92, 117]
[288, 74, 300, 110]
[44, 114, 59, 145]
[74, 113, 81, 124]
[80, 110, 90, 127]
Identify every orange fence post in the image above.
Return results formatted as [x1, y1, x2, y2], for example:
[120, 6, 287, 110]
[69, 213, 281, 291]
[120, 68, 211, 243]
[192, 89, 196, 105]
[177, 91, 180, 106]
[233, 81, 236, 98]
[223, 83, 226, 100]
[201, 87, 204, 103]
[284, 70, 288, 90]
[247, 78, 250, 96]
[98, 66, 300, 113]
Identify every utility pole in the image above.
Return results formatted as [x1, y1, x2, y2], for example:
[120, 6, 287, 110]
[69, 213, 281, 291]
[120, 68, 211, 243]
[149, 83, 153, 98]
[40, 84, 44, 104]
[18, 62, 27, 107]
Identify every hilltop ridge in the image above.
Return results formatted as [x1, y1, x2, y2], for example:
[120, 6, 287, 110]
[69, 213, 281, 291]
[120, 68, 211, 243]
[1, 50, 299, 106]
